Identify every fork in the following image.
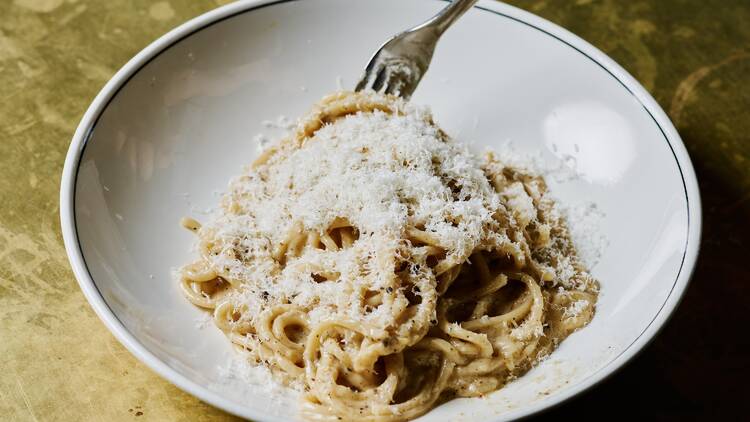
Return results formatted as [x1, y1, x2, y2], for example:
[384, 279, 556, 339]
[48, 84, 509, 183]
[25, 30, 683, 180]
[354, 0, 479, 99]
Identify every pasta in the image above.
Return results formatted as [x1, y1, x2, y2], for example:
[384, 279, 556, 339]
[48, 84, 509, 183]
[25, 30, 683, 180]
[177, 91, 598, 421]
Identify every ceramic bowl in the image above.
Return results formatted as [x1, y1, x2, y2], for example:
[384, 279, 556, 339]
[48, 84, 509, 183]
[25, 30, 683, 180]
[60, 0, 701, 420]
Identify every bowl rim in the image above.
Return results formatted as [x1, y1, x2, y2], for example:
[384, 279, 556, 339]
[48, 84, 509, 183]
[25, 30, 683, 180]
[59, 0, 702, 420]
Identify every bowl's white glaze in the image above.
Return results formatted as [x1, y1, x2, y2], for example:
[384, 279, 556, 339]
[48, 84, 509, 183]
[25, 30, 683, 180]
[60, 1, 701, 420]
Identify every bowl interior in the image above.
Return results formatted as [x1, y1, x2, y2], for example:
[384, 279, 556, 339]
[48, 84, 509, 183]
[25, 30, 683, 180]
[71, 0, 692, 420]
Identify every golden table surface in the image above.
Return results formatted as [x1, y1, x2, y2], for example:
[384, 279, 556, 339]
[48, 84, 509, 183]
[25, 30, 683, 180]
[1, 0, 747, 420]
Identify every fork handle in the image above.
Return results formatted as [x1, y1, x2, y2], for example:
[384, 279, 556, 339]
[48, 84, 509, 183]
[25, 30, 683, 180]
[429, 0, 480, 35]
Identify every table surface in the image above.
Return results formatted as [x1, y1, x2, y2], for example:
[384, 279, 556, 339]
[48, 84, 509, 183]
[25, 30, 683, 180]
[1, 0, 748, 420]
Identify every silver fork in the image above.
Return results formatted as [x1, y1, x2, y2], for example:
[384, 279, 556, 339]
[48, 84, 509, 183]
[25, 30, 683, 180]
[354, 0, 479, 99]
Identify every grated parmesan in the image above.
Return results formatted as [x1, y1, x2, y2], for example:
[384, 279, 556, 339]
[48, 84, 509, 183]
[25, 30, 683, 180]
[487, 141, 608, 268]
[194, 93, 606, 405]
[563, 299, 590, 320]
[211, 354, 300, 413]
[204, 100, 512, 329]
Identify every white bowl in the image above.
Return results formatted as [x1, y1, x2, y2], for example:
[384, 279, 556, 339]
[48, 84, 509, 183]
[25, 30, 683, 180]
[60, 0, 701, 420]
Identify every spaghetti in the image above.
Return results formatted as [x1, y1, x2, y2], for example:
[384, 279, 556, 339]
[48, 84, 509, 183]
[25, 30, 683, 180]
[178, 91, 598, 421]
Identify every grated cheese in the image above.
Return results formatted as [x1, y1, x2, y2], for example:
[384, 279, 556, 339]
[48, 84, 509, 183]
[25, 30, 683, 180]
[212, 354, 300, 412]
[197, 95, 605, 400]
[557, 201, 608, 267]
[563, 299, 590, 320]
[204, 100, 514, 329]
[487, 141, 608, 268]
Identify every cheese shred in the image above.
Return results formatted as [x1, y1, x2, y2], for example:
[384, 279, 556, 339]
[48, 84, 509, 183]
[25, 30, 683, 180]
[177, 91, 598, 421]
